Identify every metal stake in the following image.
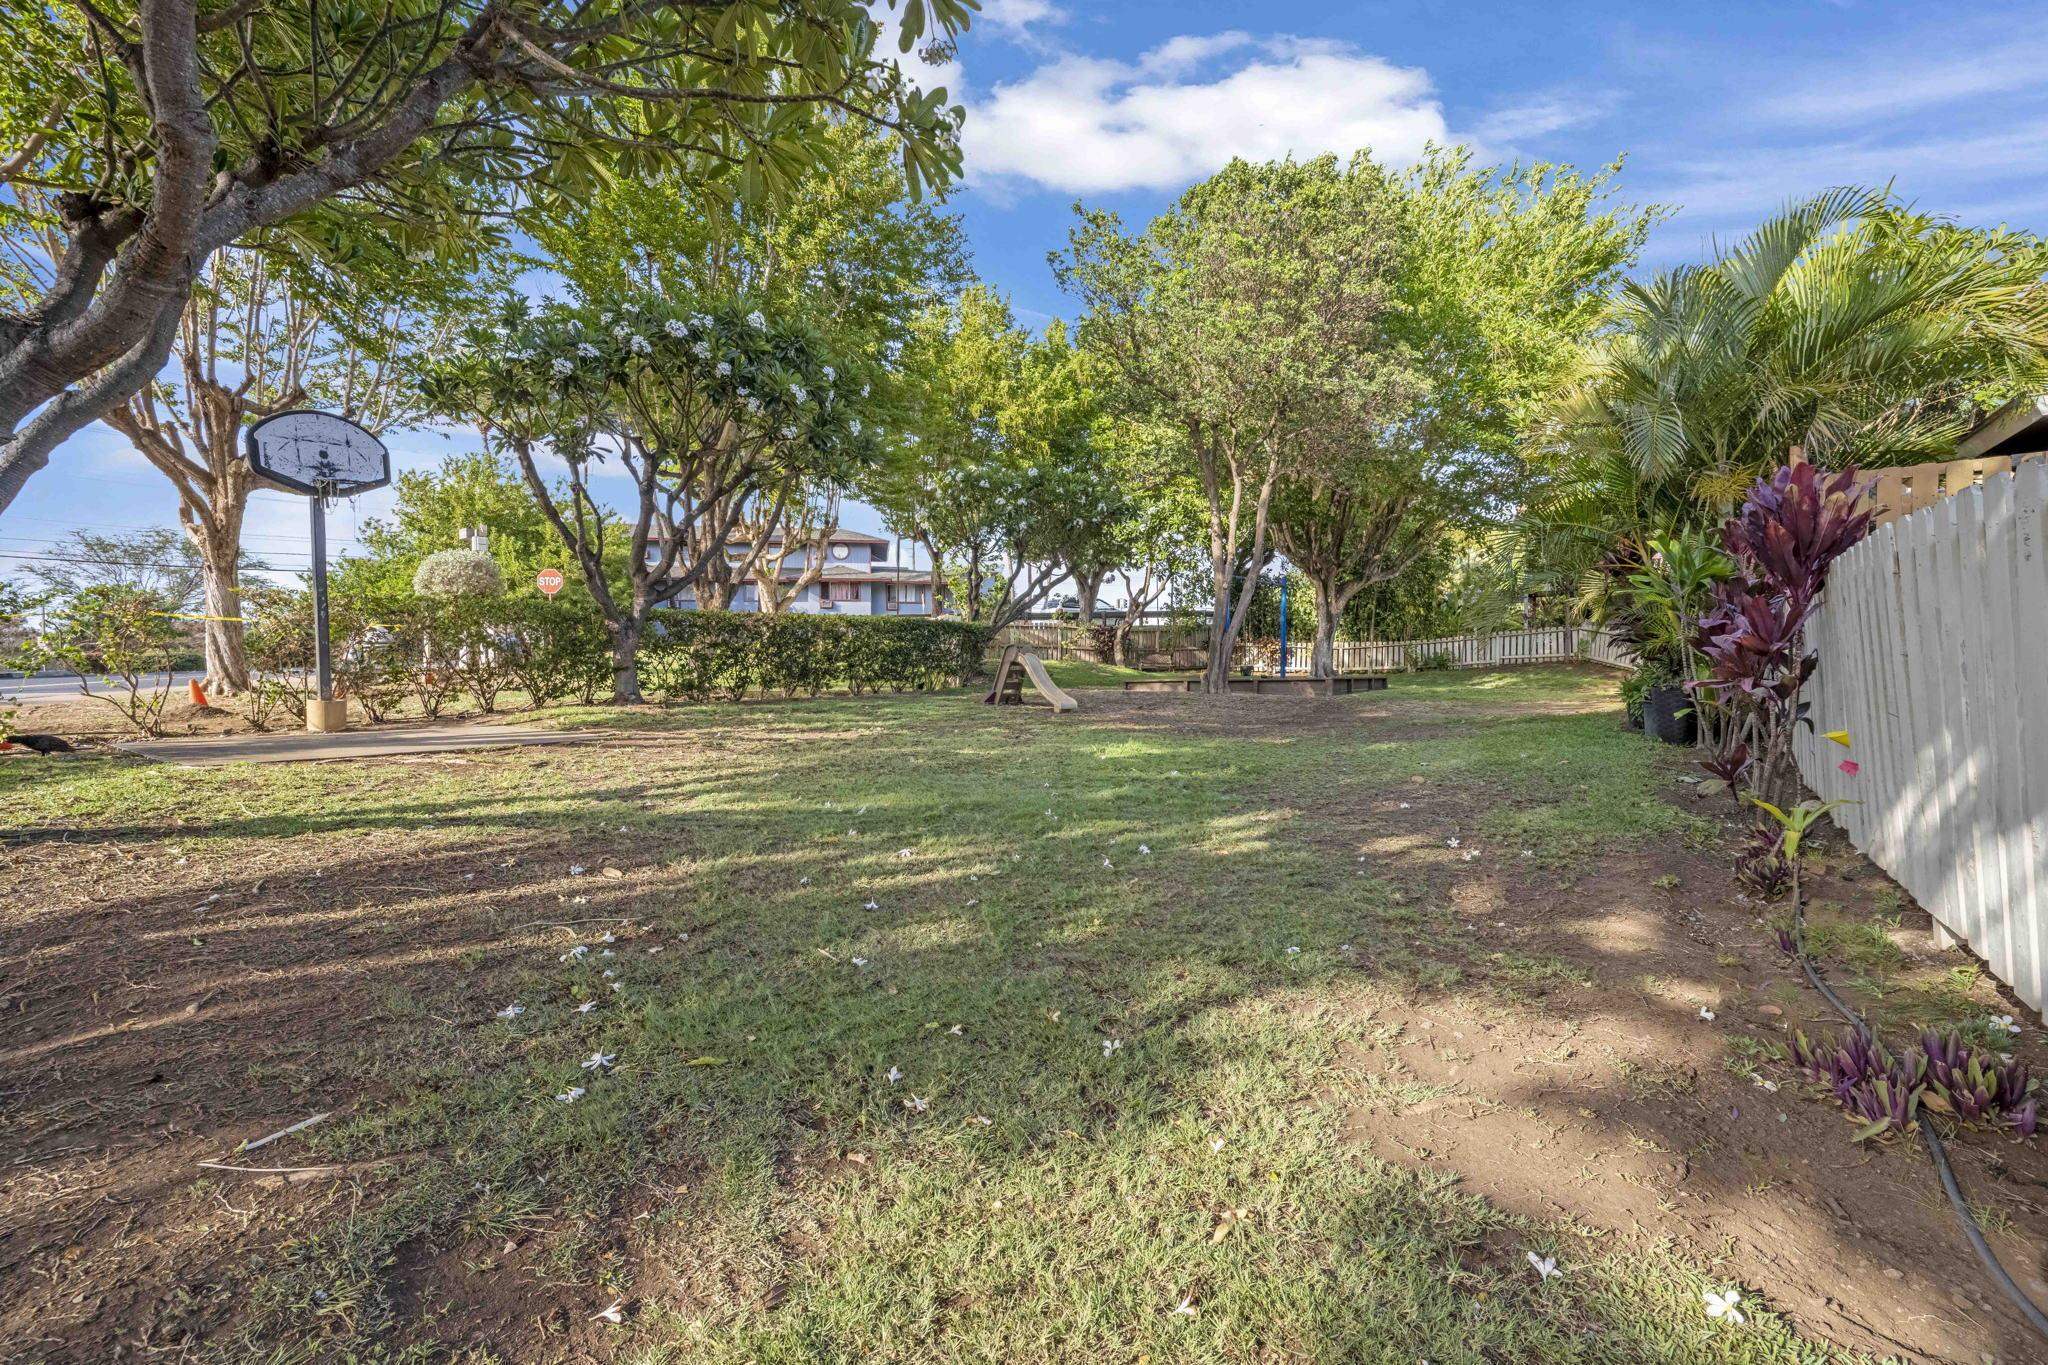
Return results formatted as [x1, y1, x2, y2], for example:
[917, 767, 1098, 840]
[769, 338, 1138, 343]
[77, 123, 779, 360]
[310, 479, 333, 703]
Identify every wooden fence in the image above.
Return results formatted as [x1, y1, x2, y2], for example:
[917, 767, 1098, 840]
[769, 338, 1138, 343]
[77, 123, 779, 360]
[1861, 451, 2042, 526]
[990, 620, 1635, 673]
[1795, 459, 2048, 1011]
[1278, 626, 1634, 675]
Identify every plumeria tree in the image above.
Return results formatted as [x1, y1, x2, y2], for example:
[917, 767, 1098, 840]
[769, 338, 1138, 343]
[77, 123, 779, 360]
[0, 0, 971, 516]
[424, 291, 879, 700]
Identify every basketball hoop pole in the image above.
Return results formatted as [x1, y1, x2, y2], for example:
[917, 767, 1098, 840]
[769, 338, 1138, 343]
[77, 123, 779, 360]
[310, 477, 333, 705]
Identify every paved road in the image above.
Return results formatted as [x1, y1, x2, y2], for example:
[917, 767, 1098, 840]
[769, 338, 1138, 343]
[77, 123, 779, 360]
[5, 671, 204, 703]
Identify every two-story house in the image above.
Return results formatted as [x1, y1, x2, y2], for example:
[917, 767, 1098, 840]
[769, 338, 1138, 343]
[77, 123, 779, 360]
[663, 529, 939, 615]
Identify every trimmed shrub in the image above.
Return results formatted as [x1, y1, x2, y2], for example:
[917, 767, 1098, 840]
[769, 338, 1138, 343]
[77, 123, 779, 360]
[412, 548, 505, 600]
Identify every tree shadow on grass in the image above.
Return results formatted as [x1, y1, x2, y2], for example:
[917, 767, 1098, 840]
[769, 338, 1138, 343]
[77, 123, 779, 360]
[2, 681, 2042, 1364]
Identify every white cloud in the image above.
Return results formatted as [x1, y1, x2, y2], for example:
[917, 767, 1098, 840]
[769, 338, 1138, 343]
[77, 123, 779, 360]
[977, 0, 1064, 41]
[1753, 37, 2048, 128]
[1470, 90, 1614, 146]
[961, 34, 1452, 194]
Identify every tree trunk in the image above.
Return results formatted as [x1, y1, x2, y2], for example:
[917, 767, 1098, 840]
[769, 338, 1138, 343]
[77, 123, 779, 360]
[1073, 568, 1105, 624]
[1310, 578, 1340, 679]
[194, 522, 251, 693]
[611, 619, 644, 703]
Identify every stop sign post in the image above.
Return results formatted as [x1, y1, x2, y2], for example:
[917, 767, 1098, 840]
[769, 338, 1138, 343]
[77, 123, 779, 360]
[537, 568, 564, 597]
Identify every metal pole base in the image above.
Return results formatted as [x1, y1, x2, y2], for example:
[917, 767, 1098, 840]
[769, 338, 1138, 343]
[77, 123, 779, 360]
[306, 698, 349, 733]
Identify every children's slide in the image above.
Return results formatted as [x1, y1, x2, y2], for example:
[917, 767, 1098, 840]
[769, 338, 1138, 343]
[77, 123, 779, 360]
[982, 645, 1079, 714]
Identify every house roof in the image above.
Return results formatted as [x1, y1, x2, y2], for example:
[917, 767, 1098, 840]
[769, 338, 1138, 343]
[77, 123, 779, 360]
[1958, 394, 2048, 460]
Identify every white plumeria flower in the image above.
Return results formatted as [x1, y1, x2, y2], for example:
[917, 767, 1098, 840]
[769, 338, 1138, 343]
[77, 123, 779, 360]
[1397, 801, 1411, 809]
[1209, 1137, 1225, 1152]
[799, 876, 812, 886]
[560, 945, 588, 962]
[948, 1024, 964, 1035]
[886, 1065, 904, 1084]
[582, 1050, 616, 1071]
[599, 948, 615, 958]
[1101, 1039, 1122, 1057]
[1285, 945, 1301, 956]
[570, 865, 587, 876]
[599, 932, 615, 943]
[496, 1003, 525, 1019]
[556, 1087, 586, 1103]
[1703, 1289, 1745, 1325]
[969, 1114, 992, 1126]
[1170, 1295, 1197, 1318]
[851, 956, 868, 967]
[1102, 857, 1114, 869]
[1461, 849, 1480, 861]
[601, 969, 616, 980]
[1445, 836, 1461, 849]
[1138, 844, 1151, 855]
[863, 898, 880, 911]
[1527, 1252, 1561, 1281]
[904, 1094, 929, 1113]
[1698, 1007, 1717, 1022]
[576, 1001, 598, 1014]
[591, 1298, 625, 1324]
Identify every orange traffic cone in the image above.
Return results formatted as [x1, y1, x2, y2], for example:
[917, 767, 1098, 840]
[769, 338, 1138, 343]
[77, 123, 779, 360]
[189, 678, 210, 707]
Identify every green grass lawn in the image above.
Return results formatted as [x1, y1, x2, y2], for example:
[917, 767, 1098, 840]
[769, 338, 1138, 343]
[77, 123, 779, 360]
[1037, 656, 1158, 688]
[3, 669, 1864, 1362]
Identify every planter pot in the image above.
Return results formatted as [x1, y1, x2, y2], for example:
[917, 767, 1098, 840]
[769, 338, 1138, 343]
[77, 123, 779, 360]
[1643, 684, 1695, 745]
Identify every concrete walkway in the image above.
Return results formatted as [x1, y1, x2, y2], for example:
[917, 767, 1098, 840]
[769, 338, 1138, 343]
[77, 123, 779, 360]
[113, 723, 582, 767]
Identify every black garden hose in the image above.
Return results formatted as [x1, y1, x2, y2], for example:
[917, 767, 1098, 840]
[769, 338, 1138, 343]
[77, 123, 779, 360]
[1790, 909, 2048, 1342]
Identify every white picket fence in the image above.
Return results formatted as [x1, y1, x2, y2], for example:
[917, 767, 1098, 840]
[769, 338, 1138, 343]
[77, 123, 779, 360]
[1278, 626, 1634, 675]
[1796, 459, 2048, 1011]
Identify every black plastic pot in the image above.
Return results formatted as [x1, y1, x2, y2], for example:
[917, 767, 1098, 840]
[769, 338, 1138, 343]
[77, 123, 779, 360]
[1643, 684, 1695, 745]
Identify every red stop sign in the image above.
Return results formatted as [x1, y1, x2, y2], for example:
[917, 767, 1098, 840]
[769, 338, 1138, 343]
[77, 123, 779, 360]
[536, 568, 564, 597]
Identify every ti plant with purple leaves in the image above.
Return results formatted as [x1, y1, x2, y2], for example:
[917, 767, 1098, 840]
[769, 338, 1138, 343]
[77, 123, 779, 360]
[1691, 463, 1876, 809]
[1790, 1028, 2040, 1140]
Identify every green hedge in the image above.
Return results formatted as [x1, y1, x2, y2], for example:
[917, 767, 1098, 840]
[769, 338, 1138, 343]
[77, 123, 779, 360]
[243, 587, 983, 720]
[641, 611, 986, 702]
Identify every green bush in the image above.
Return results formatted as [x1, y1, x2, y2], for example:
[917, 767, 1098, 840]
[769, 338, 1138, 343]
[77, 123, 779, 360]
[642, 611, 985, 702]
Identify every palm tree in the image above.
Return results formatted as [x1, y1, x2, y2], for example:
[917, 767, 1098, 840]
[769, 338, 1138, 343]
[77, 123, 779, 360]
[1526, 188, 2048, 586]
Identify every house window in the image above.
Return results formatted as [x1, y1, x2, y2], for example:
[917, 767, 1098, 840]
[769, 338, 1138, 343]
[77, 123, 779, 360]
[827, 581, 862, 603]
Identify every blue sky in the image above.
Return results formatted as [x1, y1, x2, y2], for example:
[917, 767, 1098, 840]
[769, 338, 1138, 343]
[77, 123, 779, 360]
[7, 0, 2046, 585]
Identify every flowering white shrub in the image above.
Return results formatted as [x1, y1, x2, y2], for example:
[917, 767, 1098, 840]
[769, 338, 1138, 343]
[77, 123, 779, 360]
[412, 548, 505, 599]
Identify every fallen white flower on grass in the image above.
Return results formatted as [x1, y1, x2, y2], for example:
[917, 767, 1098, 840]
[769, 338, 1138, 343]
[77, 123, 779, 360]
[582, 1050, 616, 1071]
[1209, 1137, 1226, 1152]
[576, 1001, 598, 1014]
[599, 931, 615, 943]
[1169, 1295, 1197, 1318]
[897, 848, 914, 860]
[1461, 849, 1480, 861]
[610, 982, 624, 993]
[1445, 836, 1461, 848]
[1138, 844, 1151, 855]
[646, 947, 663, 955]
[1994, 1014, 2021, 1035]
[1397, 802, 1410, 810]
[1703, 1289, 1744, 1324]
[590, 1298, 625, 1324]
[1527, 1252, 1561, 1281]
[799, 876, 812, 886]
[496, 1004, 525, 1019]
[570, 865, 587, 876]
[886, 1065, 904, 1084]
[1102, 857, 1114, 869]
[965, 898, 979, 908]
[969, 1114, 993, 1126]
[559, 945, 588, 962]
[1698, 1007, 1717, 1022]
[1751, 1076, 1778, 1092]
[862, 898, 880, 911]
[851, 956, 869, 967]
[600, 948, 615, 957]
[1101, 1039, 1122, 1057]
[947, 1024, 964, 1035]
[556, 1087, 586, 1103]
[1285, 946, 1301, 956]
[904, 1095, 929, 1113]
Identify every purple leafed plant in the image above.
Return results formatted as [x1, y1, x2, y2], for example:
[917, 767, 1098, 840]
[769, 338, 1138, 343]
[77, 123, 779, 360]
[1789, 1027, 2039, 1137]
[1736, 819, 1792, 902]
[1690, 463, 1875, 807]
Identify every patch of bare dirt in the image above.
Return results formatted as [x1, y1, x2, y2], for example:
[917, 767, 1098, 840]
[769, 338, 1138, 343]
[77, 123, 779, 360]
[1330, 791, 2048, 1365]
